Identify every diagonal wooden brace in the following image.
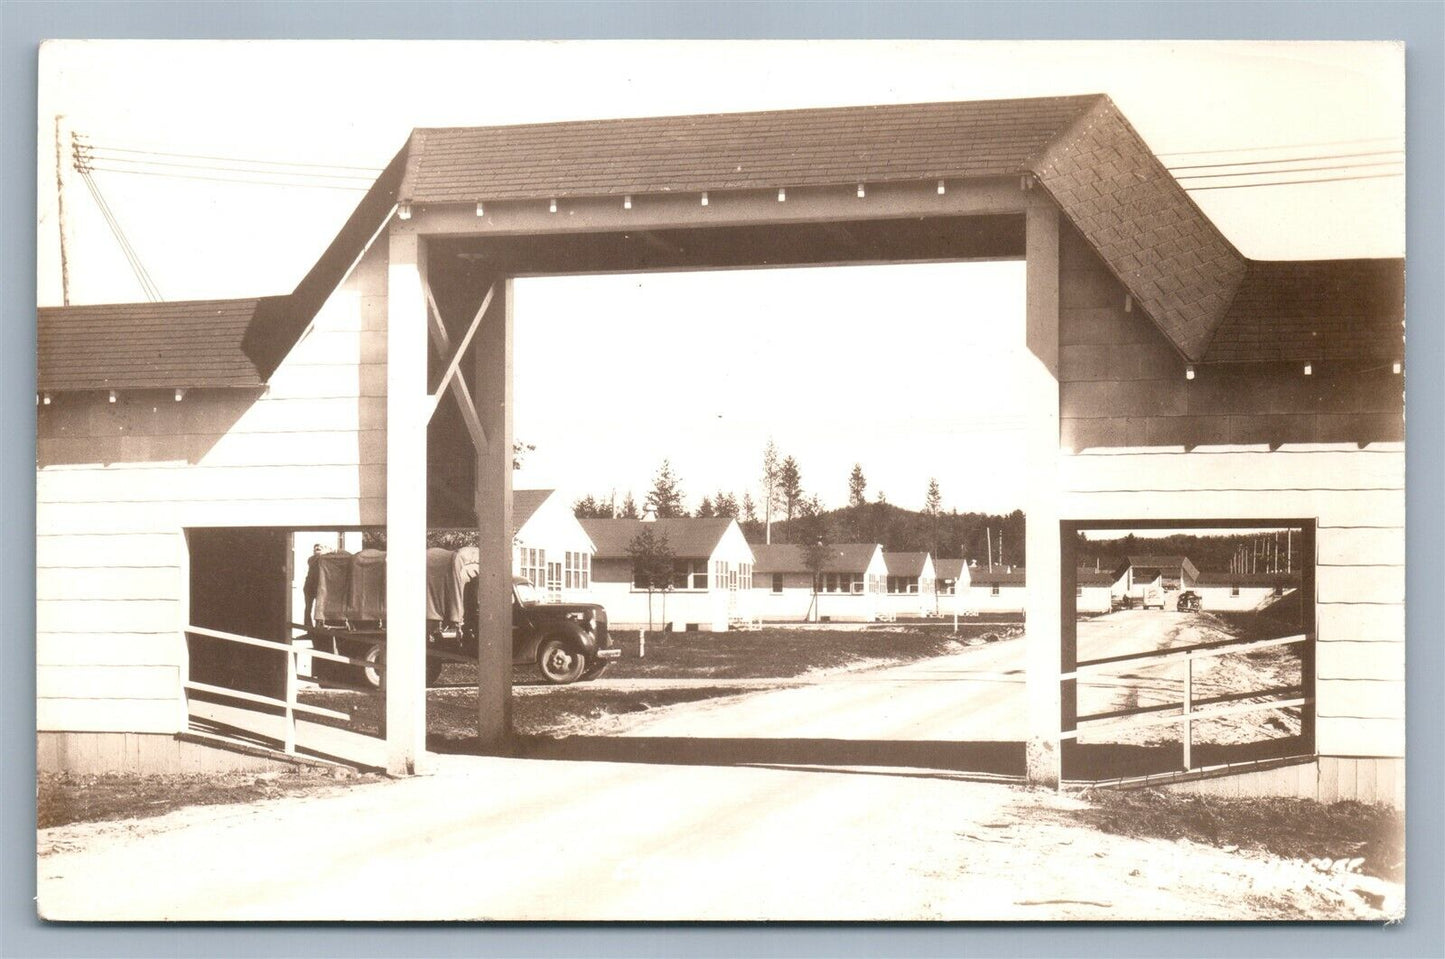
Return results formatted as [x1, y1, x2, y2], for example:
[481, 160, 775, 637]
[425, 283, 496, 448]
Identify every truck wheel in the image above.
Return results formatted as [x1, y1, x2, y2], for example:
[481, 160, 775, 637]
[426, 657, 444, 687]
[362, 643, 384, 690]
[537, 638, 586, 684]
[581, 662, 611, 682]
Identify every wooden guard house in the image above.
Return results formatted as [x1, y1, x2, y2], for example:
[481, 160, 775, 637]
[37, 95, 1405, 798]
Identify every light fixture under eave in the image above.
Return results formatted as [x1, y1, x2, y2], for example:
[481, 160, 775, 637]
[777, 188, 786, 202]
[1392, 361, 1402, 375]
[549, 198, 557, 213]
[623, 195, 632, 210]
[700, 191, 709, 207]
[1303, 363, 1313, 376]
[937, 180, 946, 195]
[396, 202, 412, 220]
[174, 388, 186, 402]
[108, 390, 117, 404]
[42, 392, 52, 405]
[475, 201, 484, 217]
[856, 183, 866, 199]
[1185, 365, 1195, 381]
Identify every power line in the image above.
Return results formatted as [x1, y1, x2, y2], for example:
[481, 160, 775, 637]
[1166, 149, 1403, 172]
[77, 169, 162, 301]
[1183, 171, 1402, 192]
[78, 141, 382, 174]
[1155, 135, 1401, 158]
[1174, 160, 1403, 182]
[81, 163, 371, 191]
[82, 152, 374, 183]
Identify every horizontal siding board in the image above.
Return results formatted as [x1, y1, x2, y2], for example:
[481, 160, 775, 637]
[1317, 526, 1405, 567]
[1316, 717, 1404, 758]
[38, 463, 383, 505]
[37, 633, 184, 667]
[1317, 603, 1405, 643]
[37, 697, 182, 735]
[198, 429, 386, 468]
[226, 397, 386, 435]
[37, 599, 179, 634]
[1061, 450, 1404, 493]
[254, 364, 388, 400]
[1060, 488, 1405, 527]
[36, 566, 181, 601]
[1316, 678, 1405, 720]
[38, 664, 180, 700]
[1316, 565, 1404, 605]
[36, 533, 181, 568]
[1316, 641, 1405, 682]
[37, 498, 384, 534]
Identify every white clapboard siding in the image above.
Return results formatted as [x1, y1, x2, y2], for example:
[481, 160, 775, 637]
[283, 328, 386, 366]
[36, 533, 181, 569]
[38, 665, 180, 700]
[37, 633, 183, 667]
[1059, 488, 1404, 527]
[37, 698, 182, 734]
[216, 397, 387, 436]
[256, 363, 388, 400]
[1316, 565, 1405, 605]
[37, 463, 384, 505]
[37, 497, 384, 534]
[1317, 717, 1405, 758]
[1317, 526, 1406, 567]
[1317, 603, 1406, 643]
[1061, 449, 1404, 492]
[199, 429, 386, 468]
[37, 598, 179, 634]
[1315, 679, 1406, 719]
[1317, 641, 1405, 682]
[36, 566, 180, 601]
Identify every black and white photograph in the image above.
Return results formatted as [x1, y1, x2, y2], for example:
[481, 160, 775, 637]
[33, 39, 1407, 922]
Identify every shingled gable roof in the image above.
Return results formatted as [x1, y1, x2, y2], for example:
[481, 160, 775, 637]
[883, 551, 931, 577]
[752, 543, 880, 575]
[512, 488, 553, 531]
[37, 145, 408, 394]
[579, 517, 736, 560]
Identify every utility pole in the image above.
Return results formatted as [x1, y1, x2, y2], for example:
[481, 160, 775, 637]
[986, 528, 993, 573]
[54, 115, 72, 306]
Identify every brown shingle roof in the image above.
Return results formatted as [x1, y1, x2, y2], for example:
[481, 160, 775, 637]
[883, 551, 931, 577]
[971, 566, 1026, 586]
[934, 558, 967, 580]
[1076, 568, 1117, 587]
[37, 298, 270, 391]
[512, 489, 553, 532]
[579, 517, 737, 560]
[1203, 259, 1405, 364]
[400, 96, 1100, 204]
[752, 543, 879, 574]
[1030, 97, 1247, 362]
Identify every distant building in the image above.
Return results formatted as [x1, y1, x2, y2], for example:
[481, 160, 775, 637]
[968, 565, 1027, 614]
[1192, 570, 1300, 612]
[932, 558, 973, 616]
[882, 551, 938, 617]
[579, 517, 754, 631]
[1075, 568, 1116, 614]
[751, 542, 887, 622]
[511, 489, 596, 603]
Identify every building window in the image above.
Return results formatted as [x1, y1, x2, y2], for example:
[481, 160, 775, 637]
[990, 583, 1000, 596]
[771, 572, 783, 594]
[564, 551, 590, 590]
[1076, 585, 1084, 597]
[887, 575, 918, 594]
[741, 563, 752, 591]
[519, 547, 546, 588]
[670, 559, 709, 590]
[1232, 584, 1241, 596]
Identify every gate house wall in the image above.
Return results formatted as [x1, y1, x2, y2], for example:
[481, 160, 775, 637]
[1054, 224, 1405, 797]
[36, 245, 387, 745]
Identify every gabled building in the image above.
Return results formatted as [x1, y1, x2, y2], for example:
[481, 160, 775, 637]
[1192, 570, 1301, 612]
[932, 558, 973, 616]
[751, 542, 887, 622]
[512, 489, 595, 602]
[578, 517, 754, 630]
[968, 566, 1027, 615]
[882, 551, 938, 617]
[1075, 568, 1117, 614]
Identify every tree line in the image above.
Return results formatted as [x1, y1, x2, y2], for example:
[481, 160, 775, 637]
[573, 443, 1029, 565]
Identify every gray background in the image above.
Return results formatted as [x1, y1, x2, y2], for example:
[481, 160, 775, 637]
[2, 2, 1440, 956]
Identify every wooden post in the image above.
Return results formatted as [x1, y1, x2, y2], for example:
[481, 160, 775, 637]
[1023, 196, 1064, 788]
[283, 646, 297, 756]
[475, 276, 513, 750]
[384, 231, 430, 775]
[1182, 655, 1193, 771]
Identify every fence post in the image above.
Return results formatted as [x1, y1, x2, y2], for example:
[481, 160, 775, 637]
[638, 628, 646, 658]
[284, 645, 298, 756]
[1181, 654, 1193, 771]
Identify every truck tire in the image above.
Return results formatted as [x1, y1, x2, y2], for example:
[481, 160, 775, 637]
[537, 637, 586, 684]
[362, 643, 384, 690]
[581, 661, 611, 682]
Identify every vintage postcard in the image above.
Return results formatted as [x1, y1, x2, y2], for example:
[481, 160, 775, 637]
[35, 40, 1405, 921]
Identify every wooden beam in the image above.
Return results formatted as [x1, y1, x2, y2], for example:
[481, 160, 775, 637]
[449, 371, 486, 451]
[474, 276, 513, 750]
[427, 283, 495, 422]
[384, 230, 430, 775]
[423, 281, 452, 356]
[1023, 195, 1064, 789]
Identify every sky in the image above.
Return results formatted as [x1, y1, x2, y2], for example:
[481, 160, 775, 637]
[36, 40, 1405, 512]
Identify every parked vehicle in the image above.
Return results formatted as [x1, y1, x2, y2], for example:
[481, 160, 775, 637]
[1176, 590, 1202, 613]
[303, 548, 618, 688]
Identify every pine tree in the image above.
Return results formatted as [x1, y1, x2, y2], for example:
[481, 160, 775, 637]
[646, 459, 686, 518]
[924, 478, 943, 559]
[847, 464, 868, 508]
[778, 456, 803, 526]
[760, 439, 781, 544]
[741, 492, 757, 523]
[619, 492, 640, 519]
[713, 491, 739, 518]
[695, 495, 715, 518]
